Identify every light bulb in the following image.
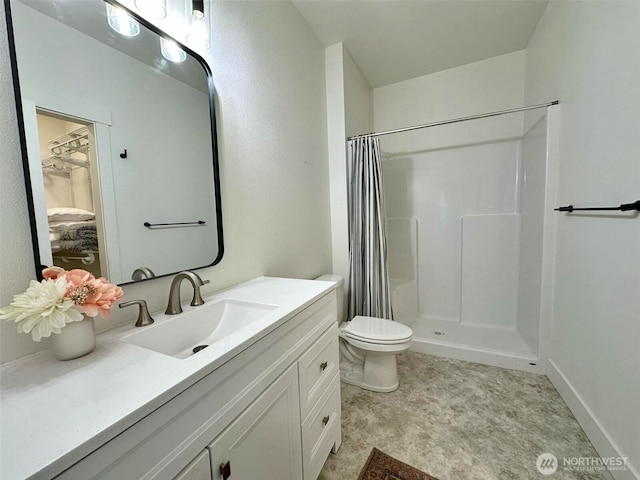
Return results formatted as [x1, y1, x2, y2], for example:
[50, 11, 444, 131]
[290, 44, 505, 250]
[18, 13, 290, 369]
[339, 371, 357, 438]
[160, 37, 187, 63]
[134, 0, 166, 19]
[186, 13, 210, 50]
[106, 3, 140, 37]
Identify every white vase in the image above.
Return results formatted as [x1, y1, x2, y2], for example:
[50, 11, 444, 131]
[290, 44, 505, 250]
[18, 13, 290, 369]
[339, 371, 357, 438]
[51, 317, 96, 361]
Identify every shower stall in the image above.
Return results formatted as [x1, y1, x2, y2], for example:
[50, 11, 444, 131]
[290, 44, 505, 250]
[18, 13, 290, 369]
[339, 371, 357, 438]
[381, 106, 558, 373]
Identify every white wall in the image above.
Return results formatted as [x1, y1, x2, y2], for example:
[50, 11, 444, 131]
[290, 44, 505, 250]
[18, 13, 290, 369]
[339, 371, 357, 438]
[373, 50, 526, 153]
[526, 2, 640, 477]
[0, 1, 39, 364]
[0, 0, 332, 363]
[325, 43, 348, 287]
[325, 42, 371, 319]
[343, 49, 371, 139]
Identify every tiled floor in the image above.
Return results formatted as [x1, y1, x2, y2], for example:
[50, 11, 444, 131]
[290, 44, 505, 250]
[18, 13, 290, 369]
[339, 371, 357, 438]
[320, 351, 609, 480]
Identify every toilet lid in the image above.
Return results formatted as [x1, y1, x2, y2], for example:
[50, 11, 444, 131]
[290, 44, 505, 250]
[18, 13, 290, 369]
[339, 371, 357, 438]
[343, 316, 413, 344]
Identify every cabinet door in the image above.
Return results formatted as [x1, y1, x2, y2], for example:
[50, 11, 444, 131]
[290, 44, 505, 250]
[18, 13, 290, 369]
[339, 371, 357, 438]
[174, 450, 212, 480]
[207, 364, 302, 480]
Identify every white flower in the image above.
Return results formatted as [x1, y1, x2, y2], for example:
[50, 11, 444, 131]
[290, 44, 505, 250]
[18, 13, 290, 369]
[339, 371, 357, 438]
[0, 277, 84, 341]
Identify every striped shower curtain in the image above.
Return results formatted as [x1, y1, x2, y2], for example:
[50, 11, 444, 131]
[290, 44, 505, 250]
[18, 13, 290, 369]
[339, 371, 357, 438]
[347, 136, 393, 321]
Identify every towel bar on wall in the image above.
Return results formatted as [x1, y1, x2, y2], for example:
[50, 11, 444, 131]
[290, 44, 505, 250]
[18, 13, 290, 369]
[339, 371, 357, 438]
[554, 200, 640, 213]
[144, 220, 206, 228]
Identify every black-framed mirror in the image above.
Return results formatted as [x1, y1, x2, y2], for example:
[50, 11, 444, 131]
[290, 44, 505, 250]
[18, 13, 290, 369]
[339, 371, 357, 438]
[5, 0, 223, 285]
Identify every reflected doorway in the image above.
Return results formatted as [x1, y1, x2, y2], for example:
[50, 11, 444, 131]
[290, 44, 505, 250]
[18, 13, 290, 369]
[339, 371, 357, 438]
[36, 110, 106, 278]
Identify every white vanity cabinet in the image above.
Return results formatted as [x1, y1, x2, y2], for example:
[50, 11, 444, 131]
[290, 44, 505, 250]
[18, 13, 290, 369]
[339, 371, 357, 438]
[53, 290, 341, 480]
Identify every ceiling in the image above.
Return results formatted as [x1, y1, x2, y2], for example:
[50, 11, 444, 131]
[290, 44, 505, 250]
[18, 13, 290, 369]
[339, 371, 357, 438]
[292, 0, 548, 88]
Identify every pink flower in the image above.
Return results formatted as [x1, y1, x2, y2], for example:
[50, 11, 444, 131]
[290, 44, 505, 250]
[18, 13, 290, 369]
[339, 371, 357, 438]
[81, 277, 123, 318]
[63, 269, 96, 288]
[39, 267, 123, 319]
[42, 266, 65, 280]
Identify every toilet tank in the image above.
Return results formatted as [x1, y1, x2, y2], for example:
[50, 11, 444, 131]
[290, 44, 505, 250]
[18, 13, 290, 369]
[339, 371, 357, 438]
[315, 274, 344, 323]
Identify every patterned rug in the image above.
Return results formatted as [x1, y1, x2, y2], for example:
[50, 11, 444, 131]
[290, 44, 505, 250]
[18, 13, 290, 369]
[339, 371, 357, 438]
[357, 448, 439, 480]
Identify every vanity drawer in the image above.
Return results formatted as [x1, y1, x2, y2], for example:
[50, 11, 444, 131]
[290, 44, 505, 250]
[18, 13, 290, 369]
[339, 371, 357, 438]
[173, 450, 211, 480]
[301, 372, 340, 480]
[298, 322, 339, 419]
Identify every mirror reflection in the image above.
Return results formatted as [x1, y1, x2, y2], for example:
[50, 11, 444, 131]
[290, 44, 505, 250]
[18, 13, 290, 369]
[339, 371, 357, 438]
[9, 0, 222, 285]
[37, 112, 103, 278]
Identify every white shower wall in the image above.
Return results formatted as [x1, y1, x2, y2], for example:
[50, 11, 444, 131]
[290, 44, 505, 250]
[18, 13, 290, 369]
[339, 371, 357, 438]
[386, 217, 418, 322]
[517, 115, 548, 354]
[381, 117, 551, 372]
[383, 139, 520, 323]
[460, 213, 519, 330]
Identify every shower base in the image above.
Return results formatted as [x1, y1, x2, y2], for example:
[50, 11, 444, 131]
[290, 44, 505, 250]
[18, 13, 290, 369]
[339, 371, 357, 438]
[408, 316, 544, 374]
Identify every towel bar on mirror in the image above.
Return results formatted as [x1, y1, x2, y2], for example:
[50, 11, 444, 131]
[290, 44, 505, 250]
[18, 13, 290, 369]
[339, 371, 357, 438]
[144, 220, 206, 228]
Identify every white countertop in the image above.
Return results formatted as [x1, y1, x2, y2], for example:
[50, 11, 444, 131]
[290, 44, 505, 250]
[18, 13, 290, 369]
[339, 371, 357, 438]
[0, 277, 336, 480]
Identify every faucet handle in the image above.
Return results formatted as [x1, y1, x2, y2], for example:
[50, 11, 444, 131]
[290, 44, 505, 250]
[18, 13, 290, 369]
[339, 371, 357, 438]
[119, 300, 155, 327]
[191, 279, 210, 306]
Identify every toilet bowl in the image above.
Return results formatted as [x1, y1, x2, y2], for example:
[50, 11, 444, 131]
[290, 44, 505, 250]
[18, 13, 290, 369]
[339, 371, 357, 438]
[316, 275, 413, 393]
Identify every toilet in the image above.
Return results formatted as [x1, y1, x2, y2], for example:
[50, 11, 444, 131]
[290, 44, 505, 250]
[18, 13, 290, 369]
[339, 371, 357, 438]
[316, 275, 413, 393]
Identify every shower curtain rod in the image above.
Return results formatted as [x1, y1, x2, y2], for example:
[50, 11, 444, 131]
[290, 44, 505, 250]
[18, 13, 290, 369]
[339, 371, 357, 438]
[347, 100, 559, 141]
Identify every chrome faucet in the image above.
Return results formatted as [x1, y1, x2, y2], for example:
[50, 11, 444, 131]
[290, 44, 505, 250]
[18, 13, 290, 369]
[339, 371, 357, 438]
[165, 271, 210, 315]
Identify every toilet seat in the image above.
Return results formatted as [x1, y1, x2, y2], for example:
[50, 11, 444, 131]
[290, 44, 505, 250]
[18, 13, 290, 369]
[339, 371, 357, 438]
[343, 331, 411, 345]
[342, 316, 413, 345]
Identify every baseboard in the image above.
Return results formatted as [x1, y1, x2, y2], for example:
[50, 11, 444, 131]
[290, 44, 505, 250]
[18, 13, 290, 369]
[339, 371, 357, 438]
[547, 359, 638, 480]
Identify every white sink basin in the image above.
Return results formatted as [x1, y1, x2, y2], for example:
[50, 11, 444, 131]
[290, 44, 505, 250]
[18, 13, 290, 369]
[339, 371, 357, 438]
[120, 299, 279, 359]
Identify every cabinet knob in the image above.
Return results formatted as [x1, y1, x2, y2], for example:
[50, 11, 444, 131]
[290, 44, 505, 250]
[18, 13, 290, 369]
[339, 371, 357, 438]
[220, 461, 231, 479]
[320, 361, 328, 371]
[322, 415, 330, 427]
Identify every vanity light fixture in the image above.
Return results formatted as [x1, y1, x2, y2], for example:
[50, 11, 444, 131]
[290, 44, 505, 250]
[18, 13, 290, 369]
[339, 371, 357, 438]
[192, 0, 205, 17]
[106, 3, 140, 37]
[160, 37, 187, 63]
[185, 0, 210, 50]
[134, 0, 167, 19]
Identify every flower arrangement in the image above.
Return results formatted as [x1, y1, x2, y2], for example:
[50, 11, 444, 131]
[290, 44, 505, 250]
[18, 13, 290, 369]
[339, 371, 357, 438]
[0, 267, 123, 342]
